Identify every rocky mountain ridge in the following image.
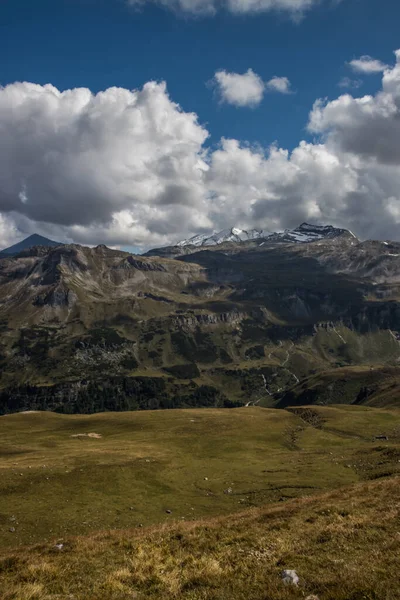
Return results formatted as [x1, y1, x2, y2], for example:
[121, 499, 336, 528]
[146, 222, 358, 259]
[176, 227, 271, 247]
[174, 222, 356, 249]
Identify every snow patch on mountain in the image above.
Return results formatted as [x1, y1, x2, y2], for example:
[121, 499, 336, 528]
[177, 227, 272, 247]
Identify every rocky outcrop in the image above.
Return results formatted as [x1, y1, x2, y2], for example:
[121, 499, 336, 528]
[123, 257, 167, 272]
[33, 284, 77, 307]
[172, 310, 246, 329]
[16, 245, 55, 258]
[37, 247, 88, 285]
[143, 245, 193, 259]
[137, 292, 174, 303]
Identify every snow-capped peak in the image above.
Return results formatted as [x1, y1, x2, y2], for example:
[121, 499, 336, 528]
[177, 227, 271, 247]
[176, 223, 356, 248]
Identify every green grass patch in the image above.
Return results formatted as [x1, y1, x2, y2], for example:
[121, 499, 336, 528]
[0, 406, 398, 551]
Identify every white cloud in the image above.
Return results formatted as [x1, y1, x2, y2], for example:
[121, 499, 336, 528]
[212, 70, 292, 107]
[224, 0, 316, 14]
[338, 76, 362, 89]
[127, 0, 327, 16]
[308, 50, 400, 164]
[0, 214, 20, 249]
[266, 76, 292, 94]
[349, 55, 388, 74]
[0, 81, 211, 249]
[213, 69, 265, 107]
[128, 0, 216, 14]
[2, 49, 400, 250]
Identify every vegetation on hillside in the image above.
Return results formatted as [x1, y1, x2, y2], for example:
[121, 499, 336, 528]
[0, 476, 398, 599]
[0, 406, 398, 550]
[1, 239, 400, 411]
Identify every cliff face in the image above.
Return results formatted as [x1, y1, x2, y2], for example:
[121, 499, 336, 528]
[0, 235, 400, 413]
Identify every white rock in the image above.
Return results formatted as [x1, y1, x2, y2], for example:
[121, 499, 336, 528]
[282, 569, 299, 586]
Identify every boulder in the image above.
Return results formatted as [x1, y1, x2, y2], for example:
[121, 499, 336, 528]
[282, 569, 299, 586]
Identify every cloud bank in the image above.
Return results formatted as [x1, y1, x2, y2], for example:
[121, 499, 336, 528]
[127, 0, 327, 17]
[1, 50, 400, 250]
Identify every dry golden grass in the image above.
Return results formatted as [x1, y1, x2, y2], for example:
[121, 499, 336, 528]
[0, 476, 399, 599]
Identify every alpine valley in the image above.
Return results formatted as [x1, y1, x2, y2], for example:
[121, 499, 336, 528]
[1, 222, 400, 414]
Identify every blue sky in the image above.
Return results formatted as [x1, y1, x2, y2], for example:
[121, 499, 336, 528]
[0, 0, 400, 249]
[2, 0, 398, 150]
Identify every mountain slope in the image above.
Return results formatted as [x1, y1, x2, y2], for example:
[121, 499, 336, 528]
[0, 233, 62, 256]
[0, 229, 400, 412]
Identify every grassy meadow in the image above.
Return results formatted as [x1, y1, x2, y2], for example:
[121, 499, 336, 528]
[0, 405, 399, 599]
[0, 406, 399, 549]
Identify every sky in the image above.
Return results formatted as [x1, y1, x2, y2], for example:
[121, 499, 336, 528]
[1, 0, 400, 250]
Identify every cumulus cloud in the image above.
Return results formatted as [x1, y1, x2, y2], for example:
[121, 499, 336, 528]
[213, 69, 265, 107]
[0, 81, 212, 248]
[127, 0, 325, 17]
[266, 76, 292, 94]
[349, 55, 388, 74]
[2, 49, 400, 250]
[212, 70, 292, 107]
[309, 50, 400, 164]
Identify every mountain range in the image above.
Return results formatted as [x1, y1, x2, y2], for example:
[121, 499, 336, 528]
[0, 222, 400, 414]
[0, 223, 354, 258]
[146, 222, 359, 258]
[175, 222, 356, 248]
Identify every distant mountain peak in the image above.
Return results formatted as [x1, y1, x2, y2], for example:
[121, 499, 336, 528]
[175, 223, 356, 249]
[177, 226, 272, 248]
[0, 233, 62, 256]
